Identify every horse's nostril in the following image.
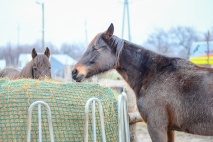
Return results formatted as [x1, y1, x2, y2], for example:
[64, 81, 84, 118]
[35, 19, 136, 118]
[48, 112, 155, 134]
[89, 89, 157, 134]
[72, 69, 78, 75]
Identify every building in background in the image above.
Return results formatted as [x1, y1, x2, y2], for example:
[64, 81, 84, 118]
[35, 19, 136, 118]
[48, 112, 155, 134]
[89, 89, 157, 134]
[189, 41, 213, 66]
[50, 54, 76, 80]
[0, 59, 6, 70]
[18, 54, 32, 69]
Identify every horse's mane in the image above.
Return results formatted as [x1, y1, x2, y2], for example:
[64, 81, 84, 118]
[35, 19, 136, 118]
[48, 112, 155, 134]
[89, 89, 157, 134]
[111, 35, 124, 68]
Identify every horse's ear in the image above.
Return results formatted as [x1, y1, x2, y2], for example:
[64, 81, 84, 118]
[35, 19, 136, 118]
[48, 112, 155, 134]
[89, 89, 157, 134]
[104, 23, 114, 39]
[32, 48, 37, 59]
[44, 47, 50, 58]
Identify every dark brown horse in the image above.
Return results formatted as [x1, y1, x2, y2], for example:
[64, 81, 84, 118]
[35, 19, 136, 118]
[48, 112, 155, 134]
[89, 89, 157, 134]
[0, 47, 51, 79]
[72, 23, 213, 142]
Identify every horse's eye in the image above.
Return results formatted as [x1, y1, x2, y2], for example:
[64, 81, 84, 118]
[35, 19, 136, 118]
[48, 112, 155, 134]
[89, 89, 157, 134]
[89, 60, 95, 64]
[89, 56, 97, 64]
[33, 67, 37, 71]
[49, 67, 51, 69]
[93, 46, 99, 50]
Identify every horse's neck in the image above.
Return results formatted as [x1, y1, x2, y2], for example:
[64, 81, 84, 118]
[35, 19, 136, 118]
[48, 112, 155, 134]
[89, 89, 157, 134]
[116, 42, 170, 94]
[13, 72, 21, 79]
[19, 61, 33, 78]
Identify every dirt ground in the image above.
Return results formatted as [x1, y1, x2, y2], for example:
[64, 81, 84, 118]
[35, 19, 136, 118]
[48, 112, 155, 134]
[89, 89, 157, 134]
[136, 123, 213, 142]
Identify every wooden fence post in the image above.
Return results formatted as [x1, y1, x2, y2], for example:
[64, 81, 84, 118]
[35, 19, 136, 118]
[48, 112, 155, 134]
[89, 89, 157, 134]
[125, 87, 141, 142]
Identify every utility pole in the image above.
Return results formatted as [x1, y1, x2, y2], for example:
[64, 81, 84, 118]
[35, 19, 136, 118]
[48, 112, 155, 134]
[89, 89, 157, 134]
[122, 0, 131, 41]
[36, 0, 45, 52]
[42, 2, 45, 52]
[85, 19, 88, 46]
[205, 31, 210, 65]
[17, 24, 20, 48]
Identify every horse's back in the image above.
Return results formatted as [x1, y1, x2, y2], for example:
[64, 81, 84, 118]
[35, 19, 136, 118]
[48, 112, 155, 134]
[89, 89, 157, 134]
[175, 59, 213, 97]
[0, 68, 20, 79]
[156, 58, 213, 104]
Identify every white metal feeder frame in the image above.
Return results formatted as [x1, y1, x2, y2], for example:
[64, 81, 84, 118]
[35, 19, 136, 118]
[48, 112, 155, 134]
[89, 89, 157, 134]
[84, 97, 106, 142]
[26, 101, 54, 142]
[25, 92, 130, 142]
[118, 92, 130, 142]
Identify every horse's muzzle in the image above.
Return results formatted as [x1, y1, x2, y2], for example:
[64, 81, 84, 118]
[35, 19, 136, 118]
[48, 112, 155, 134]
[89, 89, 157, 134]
[72, 69, 85, 82]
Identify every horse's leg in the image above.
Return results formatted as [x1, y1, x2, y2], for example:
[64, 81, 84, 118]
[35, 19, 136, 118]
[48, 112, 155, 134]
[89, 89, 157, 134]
[147, 123, 167, 142]
[147, 123, 175, 142]
[146, 110, 169, 142]
[167, 130, 175, 142]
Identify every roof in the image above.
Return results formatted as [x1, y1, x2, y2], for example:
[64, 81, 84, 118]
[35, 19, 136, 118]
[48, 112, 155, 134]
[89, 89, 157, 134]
[50, 54, 76, 65]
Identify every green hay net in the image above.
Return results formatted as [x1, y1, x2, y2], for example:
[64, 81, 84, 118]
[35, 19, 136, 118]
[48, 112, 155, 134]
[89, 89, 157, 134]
[0, 79, 118, 142]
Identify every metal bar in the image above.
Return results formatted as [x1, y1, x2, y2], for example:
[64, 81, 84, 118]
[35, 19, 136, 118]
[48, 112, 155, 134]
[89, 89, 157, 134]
[26, 101, 54, 142]
[38, 104, 42, 142]
[123, 92, 130, 142]
[118, 92, 130, 142]
[92, 101, 96, 142]
[118, 95, 124, 142]
[84, 98, 106, 142]
[98, 100, 106, 142]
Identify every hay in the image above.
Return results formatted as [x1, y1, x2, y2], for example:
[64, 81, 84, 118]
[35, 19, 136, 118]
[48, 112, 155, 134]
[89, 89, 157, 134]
[0, 79, 118, 142]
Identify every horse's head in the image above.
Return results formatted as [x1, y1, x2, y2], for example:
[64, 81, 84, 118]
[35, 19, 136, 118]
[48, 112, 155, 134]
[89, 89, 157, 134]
[72, 23, 123, 82]
[31, 47, 51, 79]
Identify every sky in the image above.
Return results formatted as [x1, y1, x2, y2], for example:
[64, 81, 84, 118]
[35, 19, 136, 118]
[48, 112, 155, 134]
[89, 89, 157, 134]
[0, 0, 213, 48]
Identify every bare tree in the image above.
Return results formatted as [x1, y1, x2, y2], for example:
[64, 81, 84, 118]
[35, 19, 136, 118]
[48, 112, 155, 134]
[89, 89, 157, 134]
[207, 27, 213, 41]
[145, 26, 200, 59]
[169, 26, 200, 59]
[0, 41, 59, 67]
[0, 43, 16, 67]
[60, 43, 85, 60]
[146, 29, 170, 53]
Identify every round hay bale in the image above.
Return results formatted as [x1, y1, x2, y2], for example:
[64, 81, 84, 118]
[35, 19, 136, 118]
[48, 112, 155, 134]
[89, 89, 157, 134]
[0, 79, 118, 142]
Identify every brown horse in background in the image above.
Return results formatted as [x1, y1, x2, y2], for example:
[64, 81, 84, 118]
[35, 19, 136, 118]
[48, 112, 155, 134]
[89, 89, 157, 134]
[0, 47, 51, 79]
[72, 23, 213, 142]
